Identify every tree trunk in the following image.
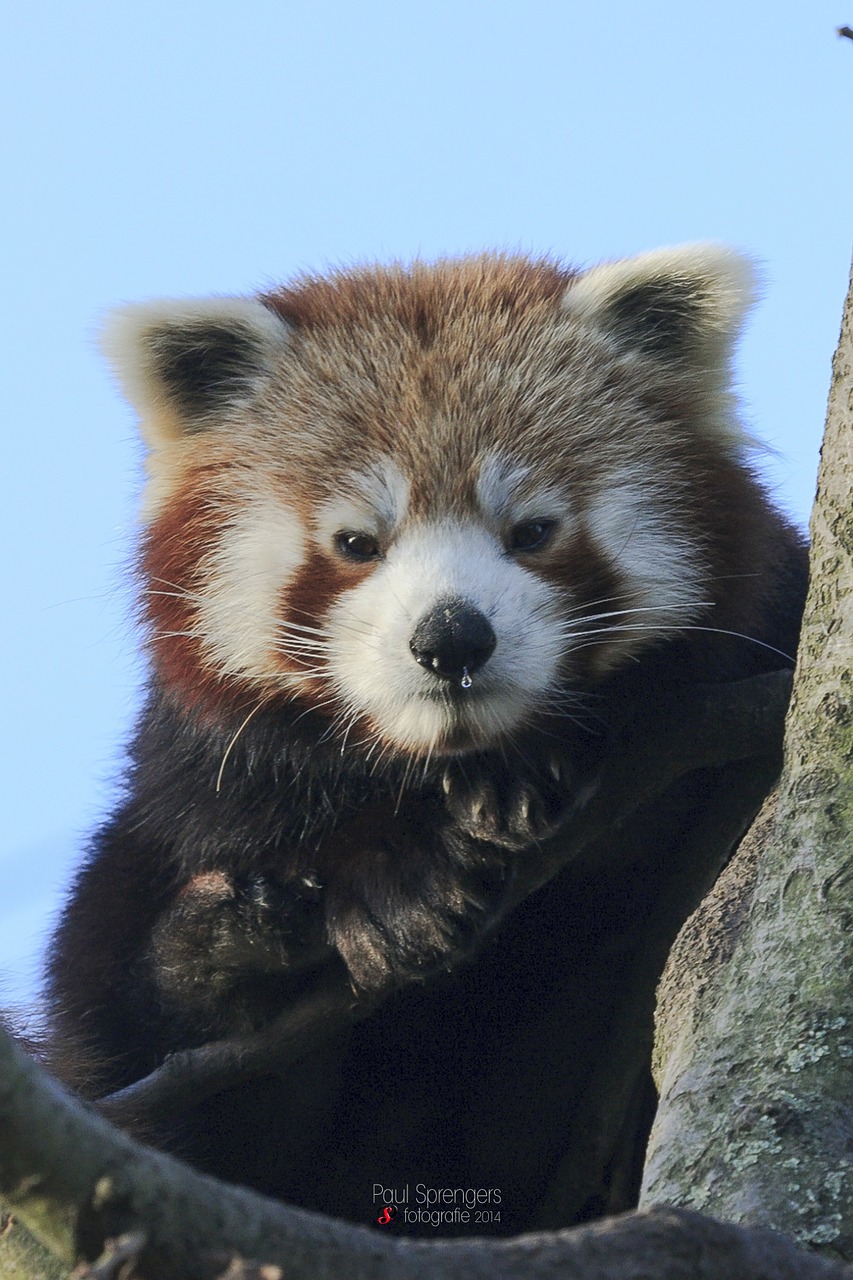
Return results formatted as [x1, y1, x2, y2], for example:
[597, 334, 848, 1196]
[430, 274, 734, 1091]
[641, 256, 853, 1260]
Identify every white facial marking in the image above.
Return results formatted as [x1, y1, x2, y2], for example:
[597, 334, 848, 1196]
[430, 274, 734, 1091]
[315, 457, 410, 547]
[196, 492, 306, 682]
[476, 451, 573, 532]
[584, 478, 707, 670]
[325, 520, 566, 754]
[476, 453, 532, 521]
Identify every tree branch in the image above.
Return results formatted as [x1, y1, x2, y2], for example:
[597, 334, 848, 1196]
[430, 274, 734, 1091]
[2, 1023, 851, 1280]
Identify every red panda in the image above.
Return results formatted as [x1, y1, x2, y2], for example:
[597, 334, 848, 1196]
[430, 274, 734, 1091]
[45, 246, 807, 1234]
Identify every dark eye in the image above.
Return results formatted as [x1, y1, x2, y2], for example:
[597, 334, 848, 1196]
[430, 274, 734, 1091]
[507, 519, 556, 553]
[335, 530, 381, 562]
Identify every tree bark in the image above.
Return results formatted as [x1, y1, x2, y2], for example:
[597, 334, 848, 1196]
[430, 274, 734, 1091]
[1, 1022, 852, 1280]
[641, 256, 853, 1259]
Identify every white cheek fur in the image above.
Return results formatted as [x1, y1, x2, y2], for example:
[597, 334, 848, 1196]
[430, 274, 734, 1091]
[196, 494, 307, 682]
[584, 478, 708, 672]
[324, 521, 566, 753]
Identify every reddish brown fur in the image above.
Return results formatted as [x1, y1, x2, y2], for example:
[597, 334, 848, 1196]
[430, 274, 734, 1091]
[141, 465, 265, 722]
[262, 256, 575, 334]
[276, 549, 372, 719]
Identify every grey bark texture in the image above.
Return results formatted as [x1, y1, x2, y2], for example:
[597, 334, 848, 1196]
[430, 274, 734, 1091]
[641, 255, 853, 1259]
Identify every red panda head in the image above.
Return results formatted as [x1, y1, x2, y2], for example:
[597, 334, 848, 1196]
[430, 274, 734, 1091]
[102, 246, 758, 757]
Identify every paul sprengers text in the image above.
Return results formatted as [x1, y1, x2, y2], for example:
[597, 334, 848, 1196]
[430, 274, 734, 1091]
[373, 1182, 502, 1228]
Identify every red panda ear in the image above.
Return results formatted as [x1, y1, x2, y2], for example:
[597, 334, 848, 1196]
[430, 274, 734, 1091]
[100, 296, 290, 446]
[562, 243, 758, 371]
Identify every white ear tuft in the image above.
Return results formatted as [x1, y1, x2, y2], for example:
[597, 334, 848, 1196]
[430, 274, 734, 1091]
[563, 243, 759, 367]
[100, 296, 290, 444]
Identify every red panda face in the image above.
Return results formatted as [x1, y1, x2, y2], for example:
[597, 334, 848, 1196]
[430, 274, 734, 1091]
[309, 466, 570, 755]
[103, 248, 757, 757]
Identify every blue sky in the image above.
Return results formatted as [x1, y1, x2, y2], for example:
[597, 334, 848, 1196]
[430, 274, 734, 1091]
[2, 1, 851, 1002]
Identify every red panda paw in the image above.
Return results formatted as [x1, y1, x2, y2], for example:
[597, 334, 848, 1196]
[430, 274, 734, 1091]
[441, 751, 576, 850]
[321, 814, 513, 993]
[146, 870, 331, 1031]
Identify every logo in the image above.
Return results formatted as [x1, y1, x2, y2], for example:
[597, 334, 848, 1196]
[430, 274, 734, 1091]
[376, 1205, 398, 1226]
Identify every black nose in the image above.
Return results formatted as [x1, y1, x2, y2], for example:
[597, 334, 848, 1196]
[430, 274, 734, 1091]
[409, 598, 496, 682]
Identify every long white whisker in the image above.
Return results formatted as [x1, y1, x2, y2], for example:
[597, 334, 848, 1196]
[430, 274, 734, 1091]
[215, 702, 268, 793]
